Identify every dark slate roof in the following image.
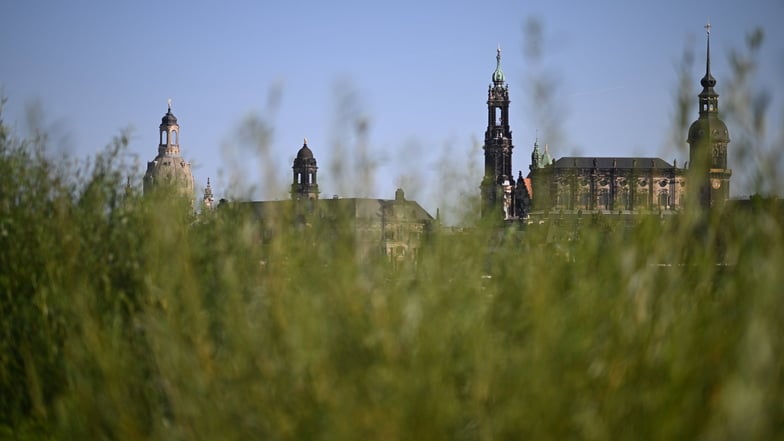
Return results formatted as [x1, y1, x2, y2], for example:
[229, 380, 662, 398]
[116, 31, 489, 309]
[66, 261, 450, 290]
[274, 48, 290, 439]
[238, 197, 434, 223]
[296, 144, 314, 159]
[553, 157, 675, 169]
[161, 109, 178, 126]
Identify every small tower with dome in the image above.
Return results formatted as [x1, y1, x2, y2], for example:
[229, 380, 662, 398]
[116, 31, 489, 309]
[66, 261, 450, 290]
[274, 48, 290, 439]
[291, 138, 319, 200]
[143, 100, 195, 204]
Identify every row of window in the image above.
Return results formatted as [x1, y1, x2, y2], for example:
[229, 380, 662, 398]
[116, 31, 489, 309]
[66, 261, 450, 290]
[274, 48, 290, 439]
[553, 189, 682, 210]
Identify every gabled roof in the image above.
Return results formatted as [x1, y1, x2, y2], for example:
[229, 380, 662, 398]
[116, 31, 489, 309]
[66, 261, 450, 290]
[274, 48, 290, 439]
[522, 177, 533, 199]
[553, 157, 675, 170]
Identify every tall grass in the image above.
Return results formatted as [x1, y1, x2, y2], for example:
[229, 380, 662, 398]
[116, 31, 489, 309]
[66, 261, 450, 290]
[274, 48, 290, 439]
[1, 36, 784, 440]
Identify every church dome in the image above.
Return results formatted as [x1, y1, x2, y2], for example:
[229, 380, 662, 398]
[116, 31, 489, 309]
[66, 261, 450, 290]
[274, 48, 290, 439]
[296, 140, 313, 159]
[143, 157, 195, 200]
[687, 116, 729, 145]
[161, 109, 178, 126]
[492, 66, 505, 83]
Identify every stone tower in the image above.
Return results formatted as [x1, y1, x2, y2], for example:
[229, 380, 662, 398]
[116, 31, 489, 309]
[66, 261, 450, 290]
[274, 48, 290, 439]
[143, 100, 195, 204]
[480, 47, 516, 220]
[687, 23, 731, 208]
[202, 178, 214, 210]
[291, 138, 319, 200]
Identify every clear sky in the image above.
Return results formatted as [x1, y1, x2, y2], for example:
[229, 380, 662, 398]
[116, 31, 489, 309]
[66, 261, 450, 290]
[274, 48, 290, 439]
[1, 0, 782, 218]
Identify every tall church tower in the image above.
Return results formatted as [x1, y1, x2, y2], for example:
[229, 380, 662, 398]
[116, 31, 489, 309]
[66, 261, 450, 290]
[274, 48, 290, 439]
[480, 47, 516, 220]
[291, 138, 319, 200]
[143, 100, 195, 204]
[687, 23, 731, 208]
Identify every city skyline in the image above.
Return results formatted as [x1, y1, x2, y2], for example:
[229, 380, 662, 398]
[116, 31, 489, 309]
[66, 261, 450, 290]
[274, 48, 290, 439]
[1, 0, 782, 219]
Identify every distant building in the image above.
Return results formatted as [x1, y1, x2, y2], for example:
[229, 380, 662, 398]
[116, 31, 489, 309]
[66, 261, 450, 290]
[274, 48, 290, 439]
[480, 47, 531, 222]
[529, 155, 686, 213]
[202, 177, 215, 210]
[143, 100, 195, 204]
[481, 25, 731, 221]
[291, 139, 320, 201]
[686, 23, 732, 209]
[237, 141, 434, 264]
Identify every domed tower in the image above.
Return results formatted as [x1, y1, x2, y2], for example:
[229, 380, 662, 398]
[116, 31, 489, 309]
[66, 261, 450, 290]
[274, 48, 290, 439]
[143, 100, 195, 203]
[291, 138, 319, 200]
[687, 23, 731, 208]
[480, 46, 515, 220]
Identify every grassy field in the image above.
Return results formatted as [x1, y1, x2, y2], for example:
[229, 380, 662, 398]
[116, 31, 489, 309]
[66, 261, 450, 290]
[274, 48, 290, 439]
[1, 101, 783, 440]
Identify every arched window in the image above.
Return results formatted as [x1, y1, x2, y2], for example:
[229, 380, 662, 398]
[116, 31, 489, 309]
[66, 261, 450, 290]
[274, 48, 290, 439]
[495, 107, 502, 125]
[599, 189, 610, 210]
[580, 190, 591, 209]
[636, 189, 649, 209]
[620, 188, 630, 210]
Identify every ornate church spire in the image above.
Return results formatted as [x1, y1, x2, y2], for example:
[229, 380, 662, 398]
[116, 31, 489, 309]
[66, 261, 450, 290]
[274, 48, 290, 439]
[481, 47, 515, 220]
[530, 136, 542, 170]
[687, 22, 731, 208]
[698, 22, 719, 115]
[492, 45, 505, 85]
[202, 177, 214, 210]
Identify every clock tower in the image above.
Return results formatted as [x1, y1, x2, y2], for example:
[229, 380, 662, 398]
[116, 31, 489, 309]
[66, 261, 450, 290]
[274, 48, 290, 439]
[687, 23, 732, 208]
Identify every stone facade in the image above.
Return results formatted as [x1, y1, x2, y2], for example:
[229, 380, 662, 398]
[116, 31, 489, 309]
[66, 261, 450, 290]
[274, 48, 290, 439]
[529, 157, 686, 213]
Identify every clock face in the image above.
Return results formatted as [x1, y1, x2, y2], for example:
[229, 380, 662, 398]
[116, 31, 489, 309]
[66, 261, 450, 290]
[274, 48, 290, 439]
[711, 179, 721, 190]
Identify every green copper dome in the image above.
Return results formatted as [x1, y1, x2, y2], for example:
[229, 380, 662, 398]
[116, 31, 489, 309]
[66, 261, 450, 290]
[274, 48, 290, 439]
[492, 47, 505, 84]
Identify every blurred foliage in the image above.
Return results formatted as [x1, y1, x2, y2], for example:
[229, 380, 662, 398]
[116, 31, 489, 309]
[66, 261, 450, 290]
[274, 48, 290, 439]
[723, 27, 783, 196]
[1, 98, 783, 441]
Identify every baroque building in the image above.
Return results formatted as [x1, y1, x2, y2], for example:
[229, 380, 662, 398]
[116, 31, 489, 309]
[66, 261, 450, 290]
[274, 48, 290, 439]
[529, 154, 686, 213]
[482, 25, 730, 221]
[238, 140, 434, 264]
[143, 100, 195, 204]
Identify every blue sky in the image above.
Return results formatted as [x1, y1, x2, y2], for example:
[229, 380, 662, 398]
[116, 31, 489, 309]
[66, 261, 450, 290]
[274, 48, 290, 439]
[1, 0, 782, 216]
